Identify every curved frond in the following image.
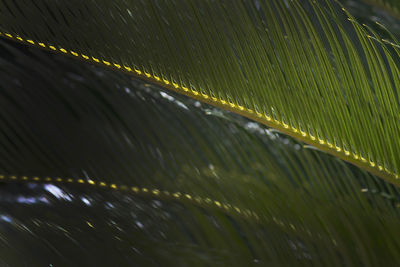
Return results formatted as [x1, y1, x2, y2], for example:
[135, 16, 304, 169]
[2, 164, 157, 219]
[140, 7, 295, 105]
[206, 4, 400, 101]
[1, 0, 400, 184]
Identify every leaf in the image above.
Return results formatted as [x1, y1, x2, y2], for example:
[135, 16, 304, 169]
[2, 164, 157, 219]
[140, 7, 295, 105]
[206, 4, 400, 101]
[1, 37, 400, 265]
[1, 0, 400, 184]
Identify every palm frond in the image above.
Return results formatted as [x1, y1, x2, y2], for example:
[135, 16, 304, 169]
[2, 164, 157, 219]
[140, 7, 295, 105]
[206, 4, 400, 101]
[1, 0, 400, 184]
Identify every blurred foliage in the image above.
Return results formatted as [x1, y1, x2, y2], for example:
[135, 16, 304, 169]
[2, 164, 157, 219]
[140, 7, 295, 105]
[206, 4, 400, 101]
[1, 36, 400, 265]
[362, 0, 400, 17]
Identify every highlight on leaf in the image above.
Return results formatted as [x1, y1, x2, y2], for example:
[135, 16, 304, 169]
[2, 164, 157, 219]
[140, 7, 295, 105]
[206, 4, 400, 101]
[1, 0, 400, 184]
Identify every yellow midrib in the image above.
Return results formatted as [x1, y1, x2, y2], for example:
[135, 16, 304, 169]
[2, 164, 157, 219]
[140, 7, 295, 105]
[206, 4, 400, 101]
[0, 173, 259, 221]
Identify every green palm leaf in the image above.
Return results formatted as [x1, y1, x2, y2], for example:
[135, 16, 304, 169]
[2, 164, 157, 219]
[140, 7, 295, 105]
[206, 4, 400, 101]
[2, 0, 400, 183]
